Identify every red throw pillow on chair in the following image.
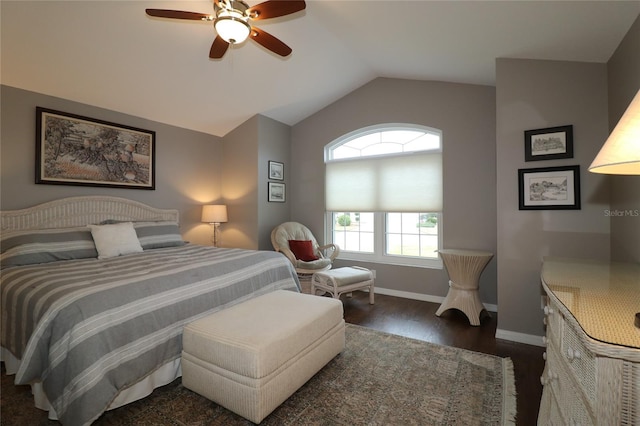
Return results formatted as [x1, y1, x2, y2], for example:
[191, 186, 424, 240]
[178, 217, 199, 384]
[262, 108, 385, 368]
[288, 240, 319, 261]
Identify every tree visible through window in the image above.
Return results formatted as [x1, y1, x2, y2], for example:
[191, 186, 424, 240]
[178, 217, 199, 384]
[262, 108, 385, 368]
[325, 124, 443, 268]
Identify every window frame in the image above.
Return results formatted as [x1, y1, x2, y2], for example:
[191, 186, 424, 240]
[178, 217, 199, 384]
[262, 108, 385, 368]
[324, 123, 443, 162]
[324, 123, 444, 269]
[325, 211, 443, 269]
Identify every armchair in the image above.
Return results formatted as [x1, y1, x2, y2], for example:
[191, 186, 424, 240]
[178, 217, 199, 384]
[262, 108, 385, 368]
[271, 222, 340, 279]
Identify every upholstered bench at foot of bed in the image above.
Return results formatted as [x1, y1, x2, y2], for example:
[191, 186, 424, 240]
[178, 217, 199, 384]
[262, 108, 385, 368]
[181, 290, 345, 424]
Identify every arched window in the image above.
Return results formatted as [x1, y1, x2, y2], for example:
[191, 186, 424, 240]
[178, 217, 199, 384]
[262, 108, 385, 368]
[324, 124, 443, 268]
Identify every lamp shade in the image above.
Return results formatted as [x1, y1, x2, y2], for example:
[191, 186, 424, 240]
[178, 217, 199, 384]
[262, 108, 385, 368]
[589, 90, 640, 175]
[214, 13, 250, 44]
[201, 205, 228, 223]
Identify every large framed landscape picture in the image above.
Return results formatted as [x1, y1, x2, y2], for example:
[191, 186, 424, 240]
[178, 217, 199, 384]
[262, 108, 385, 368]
[518, 165, 580, 210]
[36, 107, 155, 189]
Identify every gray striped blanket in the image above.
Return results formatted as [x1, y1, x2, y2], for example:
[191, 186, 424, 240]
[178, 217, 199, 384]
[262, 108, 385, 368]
[1, 244, 300, 426]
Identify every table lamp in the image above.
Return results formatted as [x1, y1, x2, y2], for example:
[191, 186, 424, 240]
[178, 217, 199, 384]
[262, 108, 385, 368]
[202, 204, 228, 247]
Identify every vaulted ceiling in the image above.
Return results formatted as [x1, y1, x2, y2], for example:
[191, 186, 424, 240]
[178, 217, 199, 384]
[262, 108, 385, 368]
[2, 1, 639, 137]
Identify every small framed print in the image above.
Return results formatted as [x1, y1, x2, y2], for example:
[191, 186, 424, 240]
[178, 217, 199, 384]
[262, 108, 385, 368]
[518, 165, 580, 210]
[268, 182, 285, 202]
[268, 161, 284, 181]
[524, 125, 573, 162]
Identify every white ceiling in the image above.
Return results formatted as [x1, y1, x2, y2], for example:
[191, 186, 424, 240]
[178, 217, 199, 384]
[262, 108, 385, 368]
[2, 1, 639, 137]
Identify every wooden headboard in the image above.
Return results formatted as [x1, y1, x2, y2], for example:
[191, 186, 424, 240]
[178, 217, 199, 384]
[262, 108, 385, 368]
[1, 196, 179, 231]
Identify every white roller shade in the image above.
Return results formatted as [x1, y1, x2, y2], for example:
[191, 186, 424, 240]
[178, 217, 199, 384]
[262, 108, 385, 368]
[325, 152, 442, 212]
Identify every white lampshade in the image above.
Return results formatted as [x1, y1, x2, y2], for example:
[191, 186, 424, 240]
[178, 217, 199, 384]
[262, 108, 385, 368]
[589, 90, 640, 175]
[201, 205, 228, 224]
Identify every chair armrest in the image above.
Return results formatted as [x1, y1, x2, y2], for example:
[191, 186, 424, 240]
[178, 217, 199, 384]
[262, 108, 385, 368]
[318, 243, 340, 261]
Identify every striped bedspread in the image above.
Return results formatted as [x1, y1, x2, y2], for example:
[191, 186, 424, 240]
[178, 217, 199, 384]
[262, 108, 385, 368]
[1, 244, 300, 426]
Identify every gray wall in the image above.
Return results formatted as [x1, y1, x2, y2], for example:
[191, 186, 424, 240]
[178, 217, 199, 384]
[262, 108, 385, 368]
[607, 15, 640, 263]
[290, 78, 498, 304]
[220, 115, 292, 250]
[1, 86, 294, 252]
[492, 15, 640, 342]
[221, 116, 260, 249]
[257, 116, 292, 251]
[495, 59, 611, 341]
[0, 85, 222, 245]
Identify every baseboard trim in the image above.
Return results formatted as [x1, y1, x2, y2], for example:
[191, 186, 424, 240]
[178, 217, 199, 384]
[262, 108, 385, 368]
[373, 286, 498, 313]
[495, 328, 545, 347]
[371, 287, 545, 346]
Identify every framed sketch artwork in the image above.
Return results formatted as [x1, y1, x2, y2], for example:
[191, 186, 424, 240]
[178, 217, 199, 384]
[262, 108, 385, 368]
[524, 125, 573, 162]
[36, 107, 156, 189]
[518, 165, 580, 210]
[268, 161, 284, 181]
[268, 182, 285, 202]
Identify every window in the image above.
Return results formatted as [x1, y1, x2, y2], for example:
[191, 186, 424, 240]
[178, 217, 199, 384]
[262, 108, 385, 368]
[325, 124, 443, 268]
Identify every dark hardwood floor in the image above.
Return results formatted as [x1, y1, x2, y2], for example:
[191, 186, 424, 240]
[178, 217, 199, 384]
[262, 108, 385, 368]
[341, 291, 545, 426]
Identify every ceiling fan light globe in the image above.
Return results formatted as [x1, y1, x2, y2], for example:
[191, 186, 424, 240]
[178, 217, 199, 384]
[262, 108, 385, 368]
[215, 15, 250, 44]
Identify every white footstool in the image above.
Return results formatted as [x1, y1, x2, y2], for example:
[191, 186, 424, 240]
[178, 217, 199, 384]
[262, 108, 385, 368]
[311, 266, 375, 304]
[181, 290, 345, 424]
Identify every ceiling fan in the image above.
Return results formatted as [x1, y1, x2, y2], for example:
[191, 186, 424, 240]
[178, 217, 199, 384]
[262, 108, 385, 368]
[146, 0, 306, 59]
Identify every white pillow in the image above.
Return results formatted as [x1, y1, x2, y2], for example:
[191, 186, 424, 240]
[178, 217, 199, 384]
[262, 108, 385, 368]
[88, 222, 143, 259]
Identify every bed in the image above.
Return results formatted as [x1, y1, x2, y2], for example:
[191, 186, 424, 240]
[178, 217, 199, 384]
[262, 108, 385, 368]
[0, 196, 300, 426]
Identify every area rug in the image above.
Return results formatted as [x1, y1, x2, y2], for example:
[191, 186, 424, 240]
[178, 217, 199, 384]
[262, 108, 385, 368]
[1, 324, 516, 425]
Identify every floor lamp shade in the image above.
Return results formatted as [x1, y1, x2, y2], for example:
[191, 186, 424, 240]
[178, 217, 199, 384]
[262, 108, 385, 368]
[202, 205, 228, 224]
[589, 90, 640, 175]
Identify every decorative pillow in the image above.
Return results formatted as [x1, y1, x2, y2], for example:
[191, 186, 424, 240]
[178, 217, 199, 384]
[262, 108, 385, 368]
[133, 221, 185, 250]
[288, 239, 318, 261]
[99, 220, 185, 250]
[0, 227, 98, 269]
[88, 222, 143, 259]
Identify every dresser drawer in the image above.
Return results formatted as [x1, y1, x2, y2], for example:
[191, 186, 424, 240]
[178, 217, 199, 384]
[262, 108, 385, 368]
[621, 361, 640, 426]
[543, 298, 563, 347]
[545, 343, 594, 425]
[538, 384, 569, 426]
[561, 319, 597, 408]
[548, 390, 565, 426]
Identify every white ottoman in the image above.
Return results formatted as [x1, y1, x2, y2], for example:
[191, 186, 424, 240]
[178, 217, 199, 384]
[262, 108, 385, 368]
[311, 266, 375, 304]
[181, 290, 345, 424]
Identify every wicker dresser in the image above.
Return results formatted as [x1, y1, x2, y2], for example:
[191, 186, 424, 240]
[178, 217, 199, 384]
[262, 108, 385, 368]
[538, 257, 640, 425]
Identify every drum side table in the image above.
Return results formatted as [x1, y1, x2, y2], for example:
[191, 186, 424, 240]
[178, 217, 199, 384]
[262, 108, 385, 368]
[435, 249, 494, 326]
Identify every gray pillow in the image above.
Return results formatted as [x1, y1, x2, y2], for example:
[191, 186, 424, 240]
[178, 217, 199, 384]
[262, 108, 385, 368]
[1, 227, 98, 269]
[132, 221, 185, 250]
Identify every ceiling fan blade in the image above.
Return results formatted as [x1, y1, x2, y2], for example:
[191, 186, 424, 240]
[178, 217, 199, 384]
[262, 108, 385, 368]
[146, 9, 212, 21]
[247, 0, 306, 20]
[250, 27, 292, 57]
[209, 36, 230, 59]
